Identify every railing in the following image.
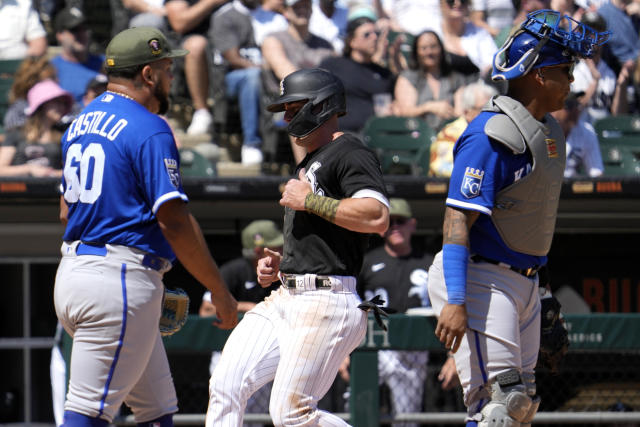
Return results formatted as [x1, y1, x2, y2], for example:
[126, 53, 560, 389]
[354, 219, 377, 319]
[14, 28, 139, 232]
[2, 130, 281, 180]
[60, 314, 640, 426]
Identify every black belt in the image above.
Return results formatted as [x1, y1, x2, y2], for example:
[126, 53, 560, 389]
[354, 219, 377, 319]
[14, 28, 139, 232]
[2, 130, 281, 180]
[75, 242, 169, 272]
[281, 274, 333, 289]
[470, 255, 540, 278]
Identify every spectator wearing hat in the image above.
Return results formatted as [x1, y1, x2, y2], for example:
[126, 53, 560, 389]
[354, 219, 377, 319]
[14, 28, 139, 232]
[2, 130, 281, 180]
[319, 16, 395, 134]
[3, 56, 58, 133]
[0, 0, 47, 59]
[199, 219, 283, 426]
[0, 79, 72, 177]
[261, 0, 335, 163]
[50, 6, 105, 103]
[353, 198, 435, 427]
[309, 0, 349, 53]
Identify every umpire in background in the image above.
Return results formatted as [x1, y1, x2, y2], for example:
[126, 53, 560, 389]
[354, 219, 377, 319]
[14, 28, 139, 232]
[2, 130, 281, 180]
[207, 68, 389, 426]
[54, 27, 237, 427]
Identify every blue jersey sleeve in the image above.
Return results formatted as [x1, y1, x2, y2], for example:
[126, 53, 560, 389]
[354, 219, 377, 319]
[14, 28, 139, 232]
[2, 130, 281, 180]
[447, 130, 502, 216]
[134, 131, 188, 215]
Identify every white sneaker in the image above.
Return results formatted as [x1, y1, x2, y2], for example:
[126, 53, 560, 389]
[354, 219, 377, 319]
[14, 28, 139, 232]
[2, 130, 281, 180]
[241, 146, 263, 165]
[187, 109, 213, 135]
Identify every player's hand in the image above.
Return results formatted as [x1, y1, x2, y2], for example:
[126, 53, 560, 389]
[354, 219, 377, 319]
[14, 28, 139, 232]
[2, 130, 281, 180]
[279, 169, 312, 211]
[338, 356, 351, 382]
[435, 303, 467, 353]
[257, 248, 282, 287]
[210, 291, 238, 330]
[438, 355, 460, 390]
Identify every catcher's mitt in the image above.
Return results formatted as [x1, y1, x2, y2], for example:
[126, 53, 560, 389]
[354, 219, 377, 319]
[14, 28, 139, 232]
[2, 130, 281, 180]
[537, 291, 569, 373]
[159, 287, 190, 336]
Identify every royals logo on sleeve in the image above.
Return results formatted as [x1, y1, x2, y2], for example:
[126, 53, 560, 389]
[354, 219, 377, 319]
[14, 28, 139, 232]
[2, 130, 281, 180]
[461, 167, 484, 198]
[164, 158, 180, 188]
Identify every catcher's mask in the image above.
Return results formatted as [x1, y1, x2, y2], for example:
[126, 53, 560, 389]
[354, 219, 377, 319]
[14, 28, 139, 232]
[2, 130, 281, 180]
[267, 68, 346, 138]
[492, 9, 610, 81]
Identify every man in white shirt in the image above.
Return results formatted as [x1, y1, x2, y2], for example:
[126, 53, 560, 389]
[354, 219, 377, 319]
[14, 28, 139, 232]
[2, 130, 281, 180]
[309, 0, 348, 52]
[552, 93, 604, 178]
[0, 0, 47, 60]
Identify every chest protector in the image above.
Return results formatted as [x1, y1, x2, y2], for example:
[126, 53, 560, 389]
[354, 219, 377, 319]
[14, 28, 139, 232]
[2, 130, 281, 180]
[483, 95, 566, 256]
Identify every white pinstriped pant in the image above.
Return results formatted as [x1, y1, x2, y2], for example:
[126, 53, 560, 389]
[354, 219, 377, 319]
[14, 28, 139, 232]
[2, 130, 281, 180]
[206, 275, 367, 427]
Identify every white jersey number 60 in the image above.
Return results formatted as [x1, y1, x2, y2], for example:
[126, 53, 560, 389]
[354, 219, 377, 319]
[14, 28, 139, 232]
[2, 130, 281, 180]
[63, 143, 106, 204]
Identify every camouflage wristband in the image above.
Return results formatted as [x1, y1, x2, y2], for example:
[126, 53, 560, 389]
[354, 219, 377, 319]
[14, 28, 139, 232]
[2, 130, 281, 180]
[304, 192, 339, 222]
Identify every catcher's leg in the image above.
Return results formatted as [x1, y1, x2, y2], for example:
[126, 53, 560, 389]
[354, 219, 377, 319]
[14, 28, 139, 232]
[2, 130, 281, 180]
[206, 311, 280, 427]
[478, 369, 540, 427]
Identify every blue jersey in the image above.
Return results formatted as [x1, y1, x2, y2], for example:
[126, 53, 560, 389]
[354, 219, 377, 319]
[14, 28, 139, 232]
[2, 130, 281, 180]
[447, 111, 546, 269]
[61, 92, 188, 260]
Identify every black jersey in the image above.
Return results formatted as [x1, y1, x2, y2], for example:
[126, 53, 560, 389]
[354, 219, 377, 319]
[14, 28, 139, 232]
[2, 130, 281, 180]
[357, 245, 434, 312]
[279, 133, 388, 277]
[221, 257, 280, 302]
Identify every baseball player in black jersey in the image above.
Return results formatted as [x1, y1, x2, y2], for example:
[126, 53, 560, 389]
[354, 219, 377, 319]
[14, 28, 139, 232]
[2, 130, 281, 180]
[357, 198, 434, 427]
[206, 68, 390, 426]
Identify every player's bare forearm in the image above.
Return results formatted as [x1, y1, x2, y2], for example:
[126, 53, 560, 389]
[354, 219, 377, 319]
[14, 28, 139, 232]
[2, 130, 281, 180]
[442, 206, 479, 247]
[327, 197, 389, 234]
[157, 199, 238, 328]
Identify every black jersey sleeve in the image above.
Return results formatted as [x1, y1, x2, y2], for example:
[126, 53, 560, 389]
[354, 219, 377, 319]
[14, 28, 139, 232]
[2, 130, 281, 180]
[335, 135, 388, 200]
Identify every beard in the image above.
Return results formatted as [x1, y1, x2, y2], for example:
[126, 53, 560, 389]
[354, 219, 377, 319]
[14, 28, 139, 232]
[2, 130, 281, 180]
[154, 83, 170, 115]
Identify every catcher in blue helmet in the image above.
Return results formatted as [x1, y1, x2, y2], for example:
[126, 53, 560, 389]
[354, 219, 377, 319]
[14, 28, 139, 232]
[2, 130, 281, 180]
[427, 9, 609, 427]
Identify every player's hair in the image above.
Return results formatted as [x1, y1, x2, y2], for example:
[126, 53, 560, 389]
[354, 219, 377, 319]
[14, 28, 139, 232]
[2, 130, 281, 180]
[343, 17, 375, 58]
[105, 63, 147, 80]
[411, 30, 453, 76]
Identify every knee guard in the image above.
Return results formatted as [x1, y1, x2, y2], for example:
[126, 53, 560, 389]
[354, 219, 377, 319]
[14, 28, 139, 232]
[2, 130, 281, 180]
[478, 369, 539, 427]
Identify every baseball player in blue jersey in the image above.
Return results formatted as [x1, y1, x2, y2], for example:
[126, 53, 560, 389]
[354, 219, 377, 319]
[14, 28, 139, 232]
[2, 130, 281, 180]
[427, 10, 609, 426]
[54, 27, 238, 427]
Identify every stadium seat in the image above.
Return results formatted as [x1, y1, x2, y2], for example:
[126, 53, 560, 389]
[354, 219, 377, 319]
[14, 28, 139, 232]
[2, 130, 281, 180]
[362, 116, 434, 175]
[179, 148, 217, 178]
[0, 59, 24, 135]
[594, 115, 640, 176]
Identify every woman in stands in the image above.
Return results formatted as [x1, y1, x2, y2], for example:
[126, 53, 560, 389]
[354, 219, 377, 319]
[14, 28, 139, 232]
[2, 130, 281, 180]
[0, 79, 72, 177]
[3, 56, 58, 133]
[393, 30, 466, 130]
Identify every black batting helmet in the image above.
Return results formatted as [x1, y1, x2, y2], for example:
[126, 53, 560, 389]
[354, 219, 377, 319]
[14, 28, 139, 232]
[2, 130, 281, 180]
[267, 68, 346, 138]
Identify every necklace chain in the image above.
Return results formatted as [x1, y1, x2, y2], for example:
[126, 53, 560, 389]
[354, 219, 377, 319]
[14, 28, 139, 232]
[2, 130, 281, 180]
[106, 90, 135, 101]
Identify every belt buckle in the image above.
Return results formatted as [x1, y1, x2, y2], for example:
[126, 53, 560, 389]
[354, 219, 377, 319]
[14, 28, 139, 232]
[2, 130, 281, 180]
[524, 267, 536, 277]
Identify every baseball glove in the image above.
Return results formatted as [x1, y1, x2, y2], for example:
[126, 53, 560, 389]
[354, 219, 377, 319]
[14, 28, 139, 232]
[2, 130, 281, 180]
[537, 292, 569, 373]
[159, 287, 190, 336]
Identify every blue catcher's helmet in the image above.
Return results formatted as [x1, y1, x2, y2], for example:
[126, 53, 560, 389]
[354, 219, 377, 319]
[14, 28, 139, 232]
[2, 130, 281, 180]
[492, 9, 611, 81]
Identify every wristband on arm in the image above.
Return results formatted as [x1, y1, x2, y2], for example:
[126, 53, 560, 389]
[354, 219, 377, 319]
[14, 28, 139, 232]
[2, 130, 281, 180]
[304, 192, 339, 222]
[442, 243, 469, 305]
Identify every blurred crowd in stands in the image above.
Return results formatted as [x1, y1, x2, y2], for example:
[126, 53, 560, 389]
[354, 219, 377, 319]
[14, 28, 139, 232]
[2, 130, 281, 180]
[2, 0, 640, 177]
